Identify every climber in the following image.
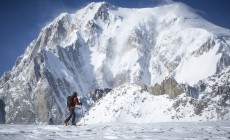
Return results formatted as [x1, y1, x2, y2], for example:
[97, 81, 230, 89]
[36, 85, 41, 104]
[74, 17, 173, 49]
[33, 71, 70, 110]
[64, 92, 82, 126]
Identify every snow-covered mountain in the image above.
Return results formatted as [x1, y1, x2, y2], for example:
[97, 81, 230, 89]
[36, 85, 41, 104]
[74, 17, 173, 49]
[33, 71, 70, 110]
[0, 1, 230, 124]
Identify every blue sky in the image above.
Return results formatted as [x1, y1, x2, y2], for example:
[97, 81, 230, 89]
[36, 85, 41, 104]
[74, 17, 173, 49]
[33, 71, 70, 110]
[0, 0, 229, 77]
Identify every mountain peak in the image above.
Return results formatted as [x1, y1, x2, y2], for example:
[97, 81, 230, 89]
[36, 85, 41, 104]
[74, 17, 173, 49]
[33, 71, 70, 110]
[88, 1, 112, 8]
[0, 1, 230, 124]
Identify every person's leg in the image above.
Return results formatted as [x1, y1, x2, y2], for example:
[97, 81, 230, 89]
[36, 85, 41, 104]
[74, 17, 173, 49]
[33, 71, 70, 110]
[71, 109, 76, 125]
[64, 108, 74, 124]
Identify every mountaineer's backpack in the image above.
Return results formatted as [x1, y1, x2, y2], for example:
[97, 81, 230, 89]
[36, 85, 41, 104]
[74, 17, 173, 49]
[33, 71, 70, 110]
[67, 96, 74, 107]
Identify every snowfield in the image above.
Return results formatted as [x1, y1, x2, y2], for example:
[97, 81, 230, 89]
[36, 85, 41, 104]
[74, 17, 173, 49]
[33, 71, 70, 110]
[0, 122, 229, 139]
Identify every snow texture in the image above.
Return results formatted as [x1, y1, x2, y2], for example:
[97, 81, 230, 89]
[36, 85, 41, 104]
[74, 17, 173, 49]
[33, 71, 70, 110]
[0, 121, 229, 140]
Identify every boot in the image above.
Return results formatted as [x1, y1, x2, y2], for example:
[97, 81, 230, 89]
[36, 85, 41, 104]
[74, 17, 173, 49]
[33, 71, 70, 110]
[64, 121, 68, 126]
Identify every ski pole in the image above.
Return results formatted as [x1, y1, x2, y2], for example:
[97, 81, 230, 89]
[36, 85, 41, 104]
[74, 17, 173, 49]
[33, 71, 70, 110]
[57, 111, 70, 125]
[81, 104, 85, 125]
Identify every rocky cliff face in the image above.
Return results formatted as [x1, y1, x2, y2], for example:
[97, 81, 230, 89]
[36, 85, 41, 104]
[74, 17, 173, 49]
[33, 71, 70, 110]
[172, 68, 230, 120]
[0, 2, 230, 124]
[146, 78, 184, 99]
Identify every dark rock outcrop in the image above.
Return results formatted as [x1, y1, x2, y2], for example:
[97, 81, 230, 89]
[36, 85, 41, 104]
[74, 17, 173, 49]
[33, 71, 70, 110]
[146, 78, 184, 99]
[0, 99, 5, 124]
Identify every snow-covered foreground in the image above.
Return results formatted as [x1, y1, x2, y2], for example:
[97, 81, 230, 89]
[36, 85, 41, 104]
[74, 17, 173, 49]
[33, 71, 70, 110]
[0, 121, 229, 140]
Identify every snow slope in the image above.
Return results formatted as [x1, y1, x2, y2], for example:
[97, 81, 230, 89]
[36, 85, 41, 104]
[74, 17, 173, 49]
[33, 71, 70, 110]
[81, 84, 176, 124]
[79, 83, 229, 125]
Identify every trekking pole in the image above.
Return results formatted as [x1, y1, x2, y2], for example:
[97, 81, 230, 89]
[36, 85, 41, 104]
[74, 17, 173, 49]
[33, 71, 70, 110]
[57, 111, 70, 125]
[81, 104, 85, 125]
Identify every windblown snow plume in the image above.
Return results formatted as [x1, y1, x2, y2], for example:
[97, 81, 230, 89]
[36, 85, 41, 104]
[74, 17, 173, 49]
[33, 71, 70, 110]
[0, 1, 229, 124]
